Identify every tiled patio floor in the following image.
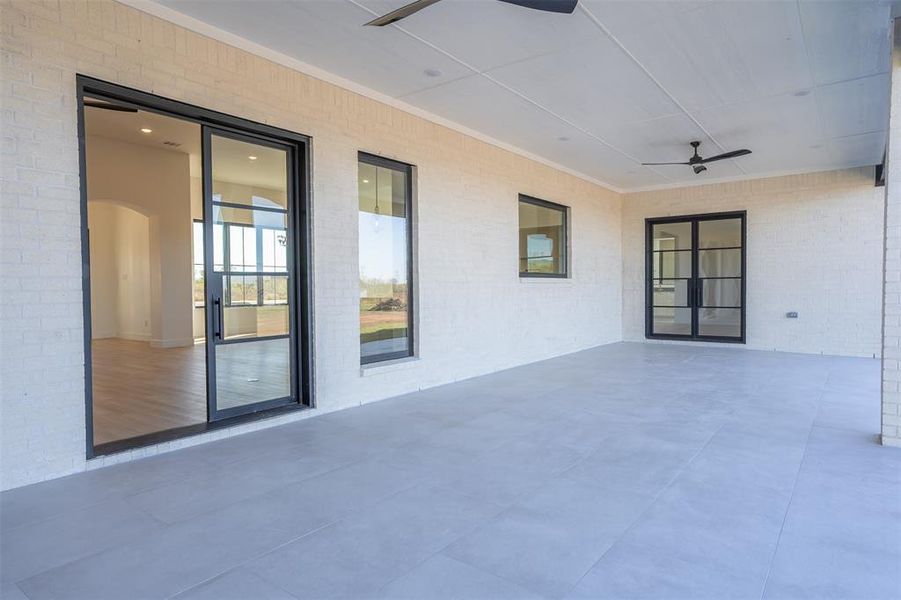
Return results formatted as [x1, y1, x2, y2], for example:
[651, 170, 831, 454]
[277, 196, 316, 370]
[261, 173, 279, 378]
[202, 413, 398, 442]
[2, 342, 899, 599]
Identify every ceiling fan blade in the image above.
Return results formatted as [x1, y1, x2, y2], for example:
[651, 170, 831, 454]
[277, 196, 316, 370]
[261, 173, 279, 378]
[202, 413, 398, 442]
[364, 0, 443, 26]
[84, 99, 138, 112]
[641, 162, 690, 166]
[699, 149, 751, 164]
[497, 0, 578, 13]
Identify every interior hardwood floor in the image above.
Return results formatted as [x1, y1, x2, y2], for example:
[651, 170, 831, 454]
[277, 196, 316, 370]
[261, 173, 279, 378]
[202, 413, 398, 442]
[91, 338, 207, 446]
[91, 337, 292, 446]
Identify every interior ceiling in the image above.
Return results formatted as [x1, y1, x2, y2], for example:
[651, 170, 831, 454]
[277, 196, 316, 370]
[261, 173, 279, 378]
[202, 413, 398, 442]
[150, 0, 892, 191]
[84, 102, 201, 155]
[84, 103, 287, 189]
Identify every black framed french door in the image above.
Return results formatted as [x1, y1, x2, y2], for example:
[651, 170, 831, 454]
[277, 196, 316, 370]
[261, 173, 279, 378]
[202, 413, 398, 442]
[645, 211, 746, 343]
[202, 126, 300, 421]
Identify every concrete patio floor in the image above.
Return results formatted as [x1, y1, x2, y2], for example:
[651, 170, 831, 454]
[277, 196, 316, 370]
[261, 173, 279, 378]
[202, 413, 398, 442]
[1, 342, 899, 600]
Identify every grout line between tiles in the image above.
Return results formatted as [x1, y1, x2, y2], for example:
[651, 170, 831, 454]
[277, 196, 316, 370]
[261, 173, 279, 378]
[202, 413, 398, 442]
[758, 391, 822, 600]
[560, 416, 731, 597]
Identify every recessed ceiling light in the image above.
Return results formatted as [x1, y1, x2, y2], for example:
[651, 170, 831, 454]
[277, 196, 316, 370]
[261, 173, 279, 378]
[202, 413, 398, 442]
[424, 68, 442, 78]
[248, 156, 257, 160]
[557, 136, 570, 142]
[140, 128, 152, 134]
[362, 179, 369, 183]
[794, 90, 810, 97]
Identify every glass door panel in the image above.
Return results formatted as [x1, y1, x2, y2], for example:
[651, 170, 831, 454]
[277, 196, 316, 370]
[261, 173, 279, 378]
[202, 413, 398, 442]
[652, 307, 693, 336]
[204, 127, 297, 419]
[698, 218, 741, 248]
[649, 220, 694, 338]
[652, 279, 689, 307]
[698, 308, 742, 338]
[652, 222, 692, 249]
[697, 216, 743, 340]
[701, 278, 741, 308]
[652, 250, 692, 279]
[698, 249, 742, 278]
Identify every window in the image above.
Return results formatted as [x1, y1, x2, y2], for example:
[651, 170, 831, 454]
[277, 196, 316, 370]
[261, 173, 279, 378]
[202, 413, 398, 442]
[518, 195, 568, 277]
[194, 219, 289, 308]
[358, 153, 414, 364]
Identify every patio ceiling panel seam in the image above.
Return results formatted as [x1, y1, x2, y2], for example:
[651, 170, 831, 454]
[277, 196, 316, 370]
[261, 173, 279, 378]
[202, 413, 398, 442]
[344, 0, 675, 183]
[794, 0, 830, 156]
[577, 2, 749, 176]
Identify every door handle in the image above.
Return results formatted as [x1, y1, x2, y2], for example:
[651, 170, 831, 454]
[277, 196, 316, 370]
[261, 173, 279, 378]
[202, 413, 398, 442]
[213, 296, 223, 339]
[687, 279, 694, 307]
[696, 280, 703, 308]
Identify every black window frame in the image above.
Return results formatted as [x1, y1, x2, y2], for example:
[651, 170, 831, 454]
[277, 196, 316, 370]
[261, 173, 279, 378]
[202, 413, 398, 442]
[357, 152, 415, 365]
[518, 194, 569, 278]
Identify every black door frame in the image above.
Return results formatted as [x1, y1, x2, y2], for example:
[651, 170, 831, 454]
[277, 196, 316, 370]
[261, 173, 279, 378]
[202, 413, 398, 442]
[76, 75, 313, 459]
[203, 125, 300, 421]
[645, 210, 746, 344]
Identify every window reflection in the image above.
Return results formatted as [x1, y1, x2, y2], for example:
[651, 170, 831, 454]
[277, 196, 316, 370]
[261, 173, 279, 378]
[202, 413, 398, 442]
[518, 197, 567, 276]
[358, 157, 412, 363]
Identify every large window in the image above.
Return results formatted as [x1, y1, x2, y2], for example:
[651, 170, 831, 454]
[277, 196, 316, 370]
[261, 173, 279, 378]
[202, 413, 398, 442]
[518, 195, 568, 277]
[358, 153, 414, 364]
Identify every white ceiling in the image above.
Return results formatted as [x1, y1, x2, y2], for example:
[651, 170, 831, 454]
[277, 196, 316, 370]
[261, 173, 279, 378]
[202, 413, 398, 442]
[147, 0, 893, 191]
[84, 102, 200, 155]
[85, 103, 288, 190]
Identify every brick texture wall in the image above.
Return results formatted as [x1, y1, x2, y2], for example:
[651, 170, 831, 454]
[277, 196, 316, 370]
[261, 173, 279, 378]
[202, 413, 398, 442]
[0, 0, 890, 489]
[881, 20, 901, 448]
[0, 0, 623, 489]
[622, 168, 884, 358]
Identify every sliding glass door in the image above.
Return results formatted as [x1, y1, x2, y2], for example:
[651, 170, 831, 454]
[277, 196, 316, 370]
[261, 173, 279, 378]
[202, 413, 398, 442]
[646, 212, 745, 342]
[203, 127, 299, 420]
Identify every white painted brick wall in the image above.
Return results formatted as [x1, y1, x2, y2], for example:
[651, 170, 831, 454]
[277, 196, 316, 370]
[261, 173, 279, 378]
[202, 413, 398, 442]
[0, 0, 890, 489]
[622, 168, 884, 358]
[0, 0, 622, 489]
[881, 20, 901, 448]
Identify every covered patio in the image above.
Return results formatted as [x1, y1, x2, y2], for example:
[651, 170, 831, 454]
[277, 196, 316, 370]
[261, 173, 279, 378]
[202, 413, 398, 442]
[2, 343, 896, 599]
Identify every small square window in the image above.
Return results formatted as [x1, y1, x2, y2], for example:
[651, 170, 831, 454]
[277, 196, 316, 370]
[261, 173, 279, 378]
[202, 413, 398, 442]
[518, 195, 568, 277]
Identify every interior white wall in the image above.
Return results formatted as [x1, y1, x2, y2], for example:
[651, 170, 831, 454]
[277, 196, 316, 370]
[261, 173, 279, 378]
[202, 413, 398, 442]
[622, 168, 884, 358]
[87, 203, 119, 339]
[87, 202, 152, 341]
[115, 205, 152, 340]
[85, 135, 194, 348]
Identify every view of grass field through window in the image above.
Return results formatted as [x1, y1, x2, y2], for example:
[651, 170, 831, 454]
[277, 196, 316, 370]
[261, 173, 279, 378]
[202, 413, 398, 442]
[358, 157, 411, 362]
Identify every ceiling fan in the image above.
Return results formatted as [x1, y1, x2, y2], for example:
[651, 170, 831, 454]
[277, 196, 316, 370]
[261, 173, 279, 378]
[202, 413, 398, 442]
[642, 141, 751, 175]
[365, 0, 577, 27]
[84, 98, 138, 113]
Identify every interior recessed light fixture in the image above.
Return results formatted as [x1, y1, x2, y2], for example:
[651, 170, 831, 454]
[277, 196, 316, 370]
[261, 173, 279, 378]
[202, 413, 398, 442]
[140, 128, 152, 134]
[557, 136, 570, 142]
[424, 68, 442, 78]
[248, 155, 257, 160]
[794, 90, 810, 97]
[362, 179, 369, 183]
